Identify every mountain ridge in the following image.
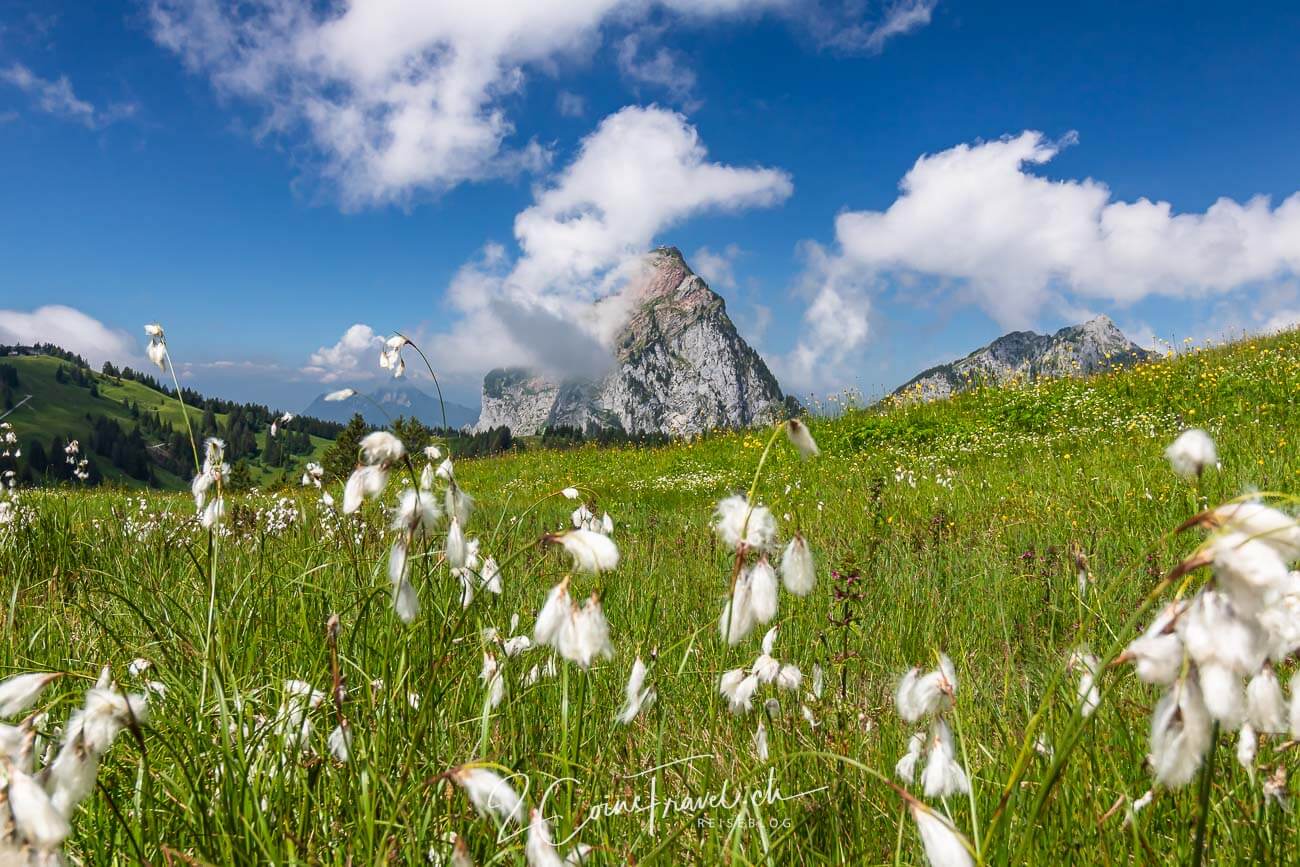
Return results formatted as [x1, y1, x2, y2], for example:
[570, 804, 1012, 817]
[893, 315, 1154, 402]
[303, 385, 479, 430]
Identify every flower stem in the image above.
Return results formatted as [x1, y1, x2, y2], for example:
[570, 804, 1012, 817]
[164, 348, 201, 474]
[399, 335, 449, 433]
[1192, 722, 1220, 866]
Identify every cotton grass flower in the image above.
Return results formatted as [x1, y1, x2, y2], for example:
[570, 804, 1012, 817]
[785, 418, 820, 459]
[1165, 428, 1218, 480]
[1149, 676, 1212, 788]
[526, 808, 564, 867]
[748, 558, 779, 624]
[1237, 722, 1258, 772]
[895, 656, 957, 723]
[446, 517, 467, 569]
[480, 653, 505, 709]
[909, 803, 974, 867]
[556, 594, 614, 669]
[719, 570, 755, 645]
[534, 579, 572, 646]
[0, 672, 59, 717]
[616, 656, 656, 725]
[921, 719, 970, 798]
[1246, 665, 1287, 733]
[387, 540, 420, 623]
[324, 388, 357, 401]
[1069, 650, 1101, 717]
[1121, 602, 1186, 685]
[753, 720, 769, 762]
[328, 722, 353, 763]
[379, 335, 408, 377]
[713, 495, 776, 552]
[548, 529, 619, 573]
[776, 664, 803, 692]
[7, 767, 71, 850]
[200, 497, 225, 529]
[360, 431, 405, 465]
[780, 534, 816, 596]
[144, 324, 167, 372]
[343, 433, 406, 515]
[1198, 501, 1300, 562]
[344, 464, 388, 514]
[895, 731, 925, 783]
[452, 766, 524, 825]
[719, 670, 759, 715]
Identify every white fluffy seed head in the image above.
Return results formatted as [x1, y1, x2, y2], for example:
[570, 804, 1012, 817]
[713, 495, 777, 552]
[1211, 532, 1290, 610]
[359, 431, 405, 465]
[526, 808, 565, 867]
[343, 464, 388, 513]
[446, 518, 467, 569]
[0, 672, 59, 718]
[785, 418, 820, 459]
[392, 488, 442, 536]
[453, 767, 524, 825]
[1207, 501, 1300, 563]
[780, 534, 816, 596]
[909, 804, 974, 867]
[895, 731, 925, 783]
[1246, 666, 1288, 733]
[1149, 677, 1212, 788]
[719, 573, 755, 646]
[748, 559, 779, 625]
[1124, 603, 1186, 685]
[534, 580, 572, 646]
[1165, 428, 1218, 480]
[776, 664, 803, 692]
[7, 767, 71, 849]
[553, 529, 619, 573]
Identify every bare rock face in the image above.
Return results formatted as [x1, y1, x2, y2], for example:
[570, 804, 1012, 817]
[894, 315, 1154, 402]
[475, 369, 559, 433]
[474, 247, 786, 436]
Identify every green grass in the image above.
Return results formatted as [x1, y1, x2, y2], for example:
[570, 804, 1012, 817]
[2, 354, 333, 487]
[3, 330, 1300, 864]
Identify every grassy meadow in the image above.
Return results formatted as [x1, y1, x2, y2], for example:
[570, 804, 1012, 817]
[4, 330, 1300, 864]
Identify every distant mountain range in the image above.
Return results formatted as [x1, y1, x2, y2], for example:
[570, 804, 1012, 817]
[303, 384, 479, 430]
[893, 315, 1154, 401]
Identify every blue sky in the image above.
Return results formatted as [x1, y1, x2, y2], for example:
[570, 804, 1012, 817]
[1, 0, 1298, 412]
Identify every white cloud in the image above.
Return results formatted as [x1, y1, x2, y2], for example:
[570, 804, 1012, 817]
[691, 243, 741, 289]
[146, 0, 935, 207]
[788, 130, 1300, 389]
[776, 240, 873, 390]
[435, 105, 791, 380]
[616, 31, 698, 108]
[556, 90, 587, 117]
[146, 0, 794, 208]
[303, 323, 383, 382]
[0, 63, 136, 128]
[503, 106, 789, 310]
[1262, 309, 1300, 334]
[804, 0, 937, 53]
[0, 305, 145, 368]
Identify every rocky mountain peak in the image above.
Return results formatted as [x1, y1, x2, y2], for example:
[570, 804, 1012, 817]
[475, 248, 786, 436]
[894, 315, 1153, 402]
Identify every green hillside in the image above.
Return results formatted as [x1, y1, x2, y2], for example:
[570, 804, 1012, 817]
[5, 329, 1300, 863]
[0, 352, 336, 489]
